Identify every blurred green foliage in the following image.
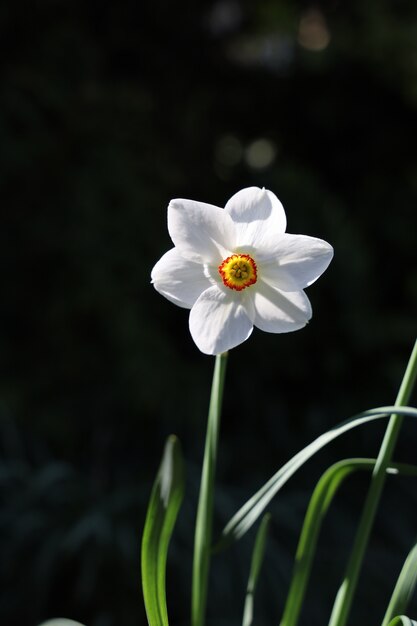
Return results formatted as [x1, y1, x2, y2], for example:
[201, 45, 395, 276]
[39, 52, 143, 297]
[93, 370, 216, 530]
[1, 0, 417, 625]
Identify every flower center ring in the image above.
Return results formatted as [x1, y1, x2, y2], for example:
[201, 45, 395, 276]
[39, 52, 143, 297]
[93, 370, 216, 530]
[218, 254, 257, 291]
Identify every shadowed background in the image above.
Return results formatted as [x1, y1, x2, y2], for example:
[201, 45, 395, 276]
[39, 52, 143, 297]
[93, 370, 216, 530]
[1, 1, 417, 625]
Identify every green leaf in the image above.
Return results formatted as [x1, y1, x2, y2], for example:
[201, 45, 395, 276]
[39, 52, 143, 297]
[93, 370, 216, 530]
[218, 406, 417, 546]
[387, 617, 417, 626]
[382, 541, 417, 626]
[242, 513, 272, 626]
[141, 435, 185, 626]
[280, 459, 417, 626]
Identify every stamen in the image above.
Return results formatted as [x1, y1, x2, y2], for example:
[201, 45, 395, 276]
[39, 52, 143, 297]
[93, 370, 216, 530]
[218, 254, 257, 291]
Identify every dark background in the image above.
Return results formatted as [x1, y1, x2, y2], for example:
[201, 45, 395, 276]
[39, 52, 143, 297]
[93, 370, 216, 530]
[1, 1, 417, 625]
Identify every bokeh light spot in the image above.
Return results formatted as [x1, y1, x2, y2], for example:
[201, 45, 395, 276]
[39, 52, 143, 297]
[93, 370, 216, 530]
[298, 9, 331, 52]
[245, 138, 277, 170]
[215, 134, 243, 167]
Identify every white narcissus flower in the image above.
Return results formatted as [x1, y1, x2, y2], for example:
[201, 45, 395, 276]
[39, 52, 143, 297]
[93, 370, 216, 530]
[151, 187, 333, 355]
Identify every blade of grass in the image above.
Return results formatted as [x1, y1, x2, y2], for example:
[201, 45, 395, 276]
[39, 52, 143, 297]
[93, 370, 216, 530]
[141, 436, 185, 626]
[242, 513, 272, 626]
[329, 339, 417, 626]
[217, 406, 417, 548]
[382, 542, 417, 626]
[387, 617, 417, 626]
[192, 352, 228, 626]
[280, 459, 417, 626]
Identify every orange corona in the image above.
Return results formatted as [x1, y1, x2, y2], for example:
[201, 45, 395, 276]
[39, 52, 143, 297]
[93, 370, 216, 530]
[218, 254, 257, 291]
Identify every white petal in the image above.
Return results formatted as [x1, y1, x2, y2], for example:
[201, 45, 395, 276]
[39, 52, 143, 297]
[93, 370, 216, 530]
[168, 198, 235, 264]
[251, 281, 312, 333]
[189, 286, 253, 355]
[258, 233, 334, 291]
[151, 248, 211, 309]
[224, 187, 287, 248]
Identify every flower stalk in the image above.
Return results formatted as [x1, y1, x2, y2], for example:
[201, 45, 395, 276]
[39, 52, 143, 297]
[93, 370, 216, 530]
[328, 339, 417, 626]
[192, 352, 228, 626]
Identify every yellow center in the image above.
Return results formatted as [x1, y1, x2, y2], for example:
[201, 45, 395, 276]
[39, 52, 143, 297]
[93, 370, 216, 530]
[218, 254, 257, 291]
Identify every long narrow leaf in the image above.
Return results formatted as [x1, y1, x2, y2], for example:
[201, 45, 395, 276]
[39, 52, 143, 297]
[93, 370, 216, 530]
[382, 542, 417, 626]
[219, 406, 417, 546]
[242, 513, 272, 626]
[141, 436, 185, 626]
[280, 459, 417, 626]
[387, 617, 417, 626]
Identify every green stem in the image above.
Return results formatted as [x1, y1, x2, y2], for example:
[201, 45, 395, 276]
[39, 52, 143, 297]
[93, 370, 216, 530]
[328, 339, 417, 626]
[192, 352, 228, 626]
